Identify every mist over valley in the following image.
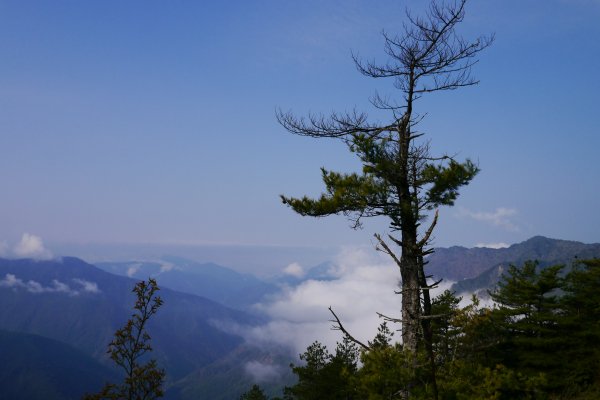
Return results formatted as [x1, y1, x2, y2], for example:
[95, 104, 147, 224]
[1, 236, 598, 399]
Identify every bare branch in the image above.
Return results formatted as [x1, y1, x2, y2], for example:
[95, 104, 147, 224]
[424, 278, 443, 289]
[418, 209, 439, 249]
[374, 233, 402, 269]
[388, 234, 403, 248]
[329, 306, 370, 351]
[376, 311, 403, 324]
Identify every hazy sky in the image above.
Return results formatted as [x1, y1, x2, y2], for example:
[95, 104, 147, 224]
[1, 0, 599, 257]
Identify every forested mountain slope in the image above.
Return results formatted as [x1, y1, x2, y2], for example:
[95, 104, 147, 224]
[0, 257, 274, 399]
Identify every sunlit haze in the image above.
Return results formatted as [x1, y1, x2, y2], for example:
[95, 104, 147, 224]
[2, 1, 599, 270]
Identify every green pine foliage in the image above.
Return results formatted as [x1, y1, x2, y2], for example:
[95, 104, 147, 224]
[277, 259, 600, 399]
[283, 338, 359, 400]
[489, 262, 567, 387]
[240, 384, 269, 400]
[430, 290, 462, 365]
[560, 259, 600, 391]
[436, 361, 546, 400]
[356, 344, 430, 399]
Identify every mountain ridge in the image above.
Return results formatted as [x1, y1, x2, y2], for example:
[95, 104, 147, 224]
[95, 256, 278, 311]
[0, 256, 273, 399]
[0, 329, 118, 400]
[427, 235, 600, 281]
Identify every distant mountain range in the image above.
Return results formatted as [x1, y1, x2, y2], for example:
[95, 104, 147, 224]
[426, 236, 600, 295]
[268, 261, 338, 286]
[96, 257, 339, 310]
[2, 236, 599, 399]
[428, 236, 600, 281]
[0, 257, 290, 400]
[95, 256, 278, 311]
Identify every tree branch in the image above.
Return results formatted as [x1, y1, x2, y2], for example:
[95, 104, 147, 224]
[328, 306, 370, 351]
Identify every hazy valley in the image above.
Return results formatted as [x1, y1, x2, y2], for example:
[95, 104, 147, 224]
[2, 236, 599, 399]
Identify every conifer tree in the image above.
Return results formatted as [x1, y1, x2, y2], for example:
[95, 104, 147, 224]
[357, 323, 425, 399]
[278, 0, 492, 370]
[240, 384, 269, 400]
[430, 290, 461, 364]
[284, 339, 360, 400]
[561, 259, 600, 389]
[490, 262, 567, 392]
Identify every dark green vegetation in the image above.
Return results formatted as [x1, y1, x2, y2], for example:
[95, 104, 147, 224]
[239, 385, 269, 400]
[248, 259, 600, 399]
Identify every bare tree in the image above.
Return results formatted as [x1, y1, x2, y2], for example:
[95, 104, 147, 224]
[278, 0, 492, 393]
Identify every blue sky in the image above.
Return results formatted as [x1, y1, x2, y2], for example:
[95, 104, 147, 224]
[1, 0, 599, 260]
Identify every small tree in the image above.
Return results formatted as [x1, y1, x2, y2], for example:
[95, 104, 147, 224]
[84, 279, 165, 400]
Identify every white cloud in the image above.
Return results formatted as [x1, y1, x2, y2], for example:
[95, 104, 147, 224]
[49, 280, 71, 294]
[456, 207, 519, 231]
[0, 274, 26, 289]
[126, 263, 141, 278]
[126, 261, 177, 277]
[244, 361, 282, 383]
[13, 233, 53, 260]
[73, 278, 101, 294]
[283, 262, 304, 278]
[159, 261, 175, 273]
[0, 274, 101, 295]
[0, 241, 7, 257]
[0, 274, 66, 294]
[224, 247, 457, 355]
[475, 242, 510, 249]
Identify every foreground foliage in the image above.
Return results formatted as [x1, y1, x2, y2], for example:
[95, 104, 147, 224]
[244, 259, 600, 399]
[240, 384, 269, 400]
